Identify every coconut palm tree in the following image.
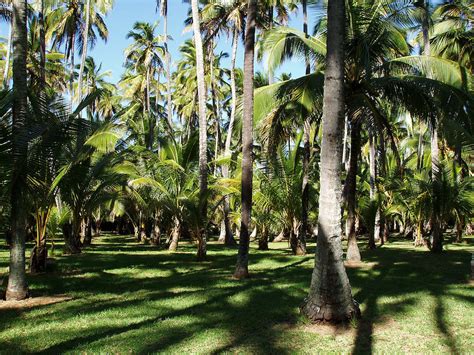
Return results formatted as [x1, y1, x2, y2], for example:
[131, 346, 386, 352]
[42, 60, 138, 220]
[300, 0, 360, 322]
[0, 0, 12, 88]
[233, 0, 257, 279]
[155, 0, 173, 130]
[190, 0, 208, 259]
[5, 0, 29, 301]
[431, 0, 473, 71]
[47, 0, 110, 105]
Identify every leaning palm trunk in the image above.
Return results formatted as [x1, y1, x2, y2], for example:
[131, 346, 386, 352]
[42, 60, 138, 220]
[234, 0, 257, 279]
[191, 0, 208, 260]
[6, 0, 29, 301]
[300, 0, 359, 322]
[77, 0, 91, 106]
[344, 121, 361, 262]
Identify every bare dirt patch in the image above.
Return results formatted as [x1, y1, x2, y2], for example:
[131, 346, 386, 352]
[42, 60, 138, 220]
[344, 261, 378, 269]
[0, 295, 72, 310]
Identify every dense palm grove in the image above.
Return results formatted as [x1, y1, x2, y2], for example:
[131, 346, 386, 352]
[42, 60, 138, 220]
[0, 0, 472, 324]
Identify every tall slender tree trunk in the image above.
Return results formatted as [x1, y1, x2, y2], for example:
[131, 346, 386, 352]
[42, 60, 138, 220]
[299, 0, 311, 256]
[267, 5, 274, 85]
[39, 0, 46, 87]
[234, 0, 257, 279]
[300, 0, 359, 322]
[69, 33, 75, 110]
[6, 0, 29, 301]
[162, 4, 173, 131]
[3, 19, 12, 88]
[77, 0, 91, 106]
[345, 121, 361, 262]
[191, 0, 208, 260]
[219, 25, 239, 246]
[368, 132, 377, 249]
[378, 133, 388, 245]
[423, 0, 442, 253]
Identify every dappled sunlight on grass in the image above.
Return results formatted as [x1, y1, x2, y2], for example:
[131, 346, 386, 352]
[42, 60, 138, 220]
[0, 234, 473, 353]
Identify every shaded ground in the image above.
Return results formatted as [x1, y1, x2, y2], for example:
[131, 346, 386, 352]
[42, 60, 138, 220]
[0, 235, 473, 354]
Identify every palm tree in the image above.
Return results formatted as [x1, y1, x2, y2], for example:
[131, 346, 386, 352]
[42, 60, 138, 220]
[300, 0, 359, 322]
[1, 0, 12, 88]
[155, 0, 173, 130]
[234, 0, 257, 280]
[6, 0, 29, 301]
[431, 0, 473, 71]
[47, 0, 110, 105]
[77, 0, 91, 105]
[190, 0, 208, 260]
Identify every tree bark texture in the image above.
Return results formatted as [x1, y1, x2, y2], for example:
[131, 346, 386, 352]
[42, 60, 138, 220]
[300, 0, 359, 322]
[6, 0, 29, 301]
[234, 0, 257, 280]
[191, 0, 208, 259]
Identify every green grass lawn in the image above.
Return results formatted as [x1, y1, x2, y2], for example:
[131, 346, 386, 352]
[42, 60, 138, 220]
[1, 234, 473, 354]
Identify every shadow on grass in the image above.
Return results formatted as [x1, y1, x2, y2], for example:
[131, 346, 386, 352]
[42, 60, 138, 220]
[0, 236, 472, 353]
[351, 243, 471, 354]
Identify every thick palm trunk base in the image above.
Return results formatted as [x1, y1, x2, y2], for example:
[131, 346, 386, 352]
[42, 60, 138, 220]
[346, 227, 361, 263]
[169, 219, 180, 252]
[258, 231, 269, 250]
[301, 296, 360, 323]
[30, 245, 47, 273]
[196, 232, 207, 260]
[430, 220, 443, 253]
[368, 232, 376, 250]
[219, 199, 236, 246]
[6, 230, 29, 301]
[5, 287, 29, 301]
[62, 223, 81, 255]
[233, 261, 249, 280]
[290, 233, 307, 256]
[151, 222, 161, 245]
[83, 220, 93, 246]
[414, 223, 425, 247]
[273, 229, 286, 242]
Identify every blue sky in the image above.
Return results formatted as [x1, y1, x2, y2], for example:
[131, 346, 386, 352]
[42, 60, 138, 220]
[89, 0, 309, 83]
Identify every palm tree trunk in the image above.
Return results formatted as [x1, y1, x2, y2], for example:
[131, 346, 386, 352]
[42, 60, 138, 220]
[430, 125, 443, 252]
[3, 18, 12, 88]
[69, 33, 75, 110]
[299, 0, 311, 256]
[234, 0, 257, 279]
[39, 0, 46, 87]
[191, 0, 208, 260]
[169, 217, 180, 251]
[368, 132, 377, 249]
[267, 5, 274, 85]
[345, 121, 361, 262]
[163, 5, 173, 131]
[423, 0, 443, 253]
[300, 0, 359, 322]
[6, 0, 29, 301]
[219, 25, 239, 246]
[77, 0, 91, 106]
